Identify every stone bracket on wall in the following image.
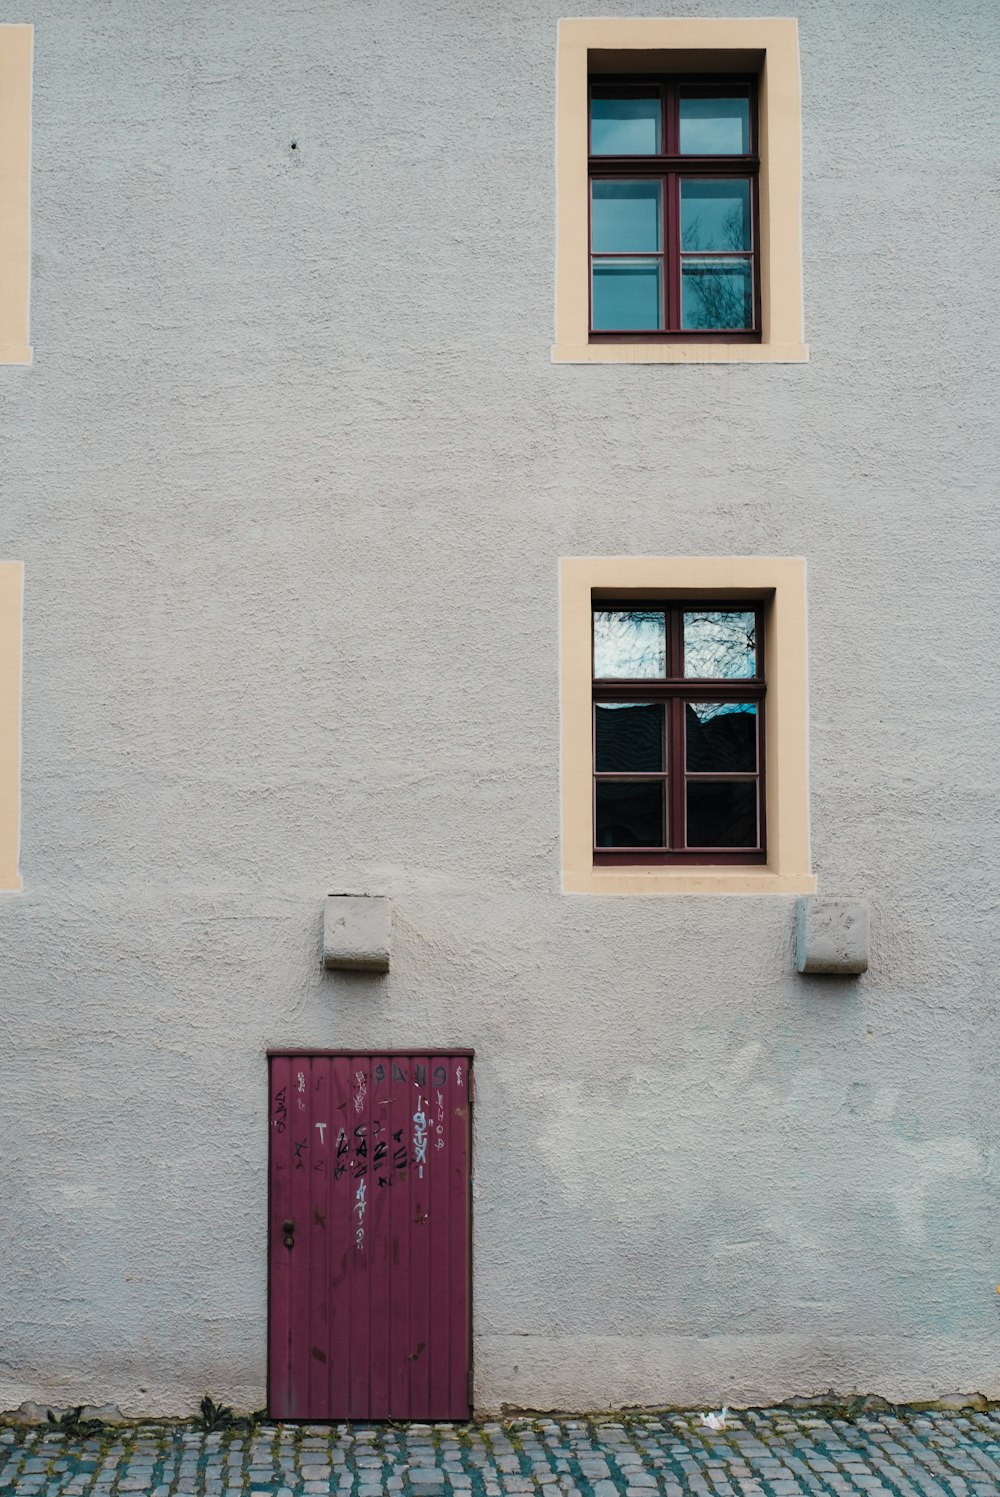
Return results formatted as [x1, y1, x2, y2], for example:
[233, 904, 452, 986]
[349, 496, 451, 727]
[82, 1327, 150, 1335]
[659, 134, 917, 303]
[796, 896, 869, 975]
[323, 895, 391, 972]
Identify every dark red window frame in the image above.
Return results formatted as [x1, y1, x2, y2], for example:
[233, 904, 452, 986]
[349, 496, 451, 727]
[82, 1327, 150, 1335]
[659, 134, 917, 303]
[593, 601, 766, 865]
[588, 75, 761, 342]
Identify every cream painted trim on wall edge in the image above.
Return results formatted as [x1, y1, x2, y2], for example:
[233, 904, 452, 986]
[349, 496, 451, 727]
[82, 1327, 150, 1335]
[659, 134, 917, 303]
[0, 562, 24, 891]
[553, 17, 806, 366]
[0, 24, 33, 366]
[559, 556, 815, 896]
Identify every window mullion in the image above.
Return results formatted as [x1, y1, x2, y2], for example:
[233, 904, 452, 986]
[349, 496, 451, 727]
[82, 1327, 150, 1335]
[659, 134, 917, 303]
[667, 696, 685, 851]
[669, 620, 683, 851]
[665, 172, 677, 332]
[668, 605, 684, 678]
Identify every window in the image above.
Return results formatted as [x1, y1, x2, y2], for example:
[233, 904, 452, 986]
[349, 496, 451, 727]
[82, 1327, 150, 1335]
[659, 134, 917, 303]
[589, 78, 759, 339]
[559, 557, 814, 895]
[0, 24, 33, 366]
[553, 18, 807, 364]
[593, 603, 764, 860]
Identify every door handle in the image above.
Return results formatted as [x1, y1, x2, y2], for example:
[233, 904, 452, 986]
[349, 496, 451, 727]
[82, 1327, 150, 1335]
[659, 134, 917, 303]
[282, 1218, 295, 1249]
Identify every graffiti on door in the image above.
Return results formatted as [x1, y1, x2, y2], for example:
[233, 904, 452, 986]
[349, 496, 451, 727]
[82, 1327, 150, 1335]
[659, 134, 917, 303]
[268, 1051, 473, 1421]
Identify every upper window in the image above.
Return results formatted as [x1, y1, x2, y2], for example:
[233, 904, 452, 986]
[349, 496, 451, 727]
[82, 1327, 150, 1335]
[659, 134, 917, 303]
[553, 19, 806, 365]
[589, 78, 759, 339]
[592, 603, 764, 863]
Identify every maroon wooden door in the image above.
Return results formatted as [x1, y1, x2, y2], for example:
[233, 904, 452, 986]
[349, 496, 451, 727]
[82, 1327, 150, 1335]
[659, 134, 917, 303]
[268, 1050, 473, 1421]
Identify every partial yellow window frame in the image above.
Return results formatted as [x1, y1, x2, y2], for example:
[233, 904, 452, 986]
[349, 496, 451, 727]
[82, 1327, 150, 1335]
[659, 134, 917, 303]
[560, 557, 815, 895]
[0, 24, 33, 366]
[553, 17, 807, 365]
[0, 562, 24, 891]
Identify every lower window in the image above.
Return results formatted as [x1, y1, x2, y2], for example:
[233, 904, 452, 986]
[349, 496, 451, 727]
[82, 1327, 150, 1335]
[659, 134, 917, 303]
[592, 602, 764, 863]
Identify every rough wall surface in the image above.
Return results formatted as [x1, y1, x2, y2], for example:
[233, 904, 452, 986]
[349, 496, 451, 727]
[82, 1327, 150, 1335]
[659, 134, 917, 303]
[1, 0, 998, 1416]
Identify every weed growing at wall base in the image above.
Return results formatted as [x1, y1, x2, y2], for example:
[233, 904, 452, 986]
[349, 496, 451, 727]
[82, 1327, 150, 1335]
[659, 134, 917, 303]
[196, 1394, 267, 1434]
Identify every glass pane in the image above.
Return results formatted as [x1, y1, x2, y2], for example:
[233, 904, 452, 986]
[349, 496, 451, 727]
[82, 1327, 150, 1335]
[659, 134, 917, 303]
[679, 95, 750, 155]
[686, 781, 758, 848]
[594, 609, 666, 678]
[683, 611, 756, 678]
[681, 179, 751, 251]
[681, 258, 753, 330]
[596, 780, 665, 848]
[592, 260, 662, 330]
[686, 702, 757, 772]
[591, 180, 663, 253]
[591, 93, 661, 156]
[595, 702, 664, 773]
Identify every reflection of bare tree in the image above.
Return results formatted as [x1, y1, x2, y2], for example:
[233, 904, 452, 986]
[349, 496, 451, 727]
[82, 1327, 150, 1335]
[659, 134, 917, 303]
[594, 609, 756, 679]
[682, 205, 745, 252]
[685, 268, 748, 329]
[682, 202, 750, 329]
[594, 610, 665, 677]
[684, 612, 755, 678]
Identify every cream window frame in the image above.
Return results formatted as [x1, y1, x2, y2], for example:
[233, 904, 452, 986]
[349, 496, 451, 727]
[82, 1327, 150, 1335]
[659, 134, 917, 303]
[559, 557, 815, 895]
[0, 24, 32, 366]
[553, 17, 807, 364]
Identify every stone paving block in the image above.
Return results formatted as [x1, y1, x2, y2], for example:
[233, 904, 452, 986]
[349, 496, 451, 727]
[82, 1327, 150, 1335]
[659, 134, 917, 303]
[6, 1410, 1000, 1497]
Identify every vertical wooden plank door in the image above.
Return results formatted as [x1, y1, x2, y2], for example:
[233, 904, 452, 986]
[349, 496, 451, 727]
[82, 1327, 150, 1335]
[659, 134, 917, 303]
[268, 1050, 473, 1421]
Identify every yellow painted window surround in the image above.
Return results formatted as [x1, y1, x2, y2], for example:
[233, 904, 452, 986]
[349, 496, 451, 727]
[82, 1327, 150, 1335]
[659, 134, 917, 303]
[560, 557, 815, 895]
[0, 562, 23, 891]
[0, 24, 32, 366]
[553, 18, 807, 365]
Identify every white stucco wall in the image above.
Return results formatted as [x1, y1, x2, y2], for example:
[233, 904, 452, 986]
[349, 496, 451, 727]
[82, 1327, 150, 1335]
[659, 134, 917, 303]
[1, 0, 998, 1416]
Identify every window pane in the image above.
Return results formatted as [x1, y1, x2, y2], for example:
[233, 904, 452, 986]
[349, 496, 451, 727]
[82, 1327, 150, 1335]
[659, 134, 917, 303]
[594, 609, 666, 678]
[596, 780, 666, 847]
[592, 259, 662, 331]
[591, 93, 661, 156]
[686, 781, 758, 848]
[686, 702, 757, 772]
[681, 258, 753, 330]
[679, 96, 750, 155]
[592, 180, 663, 253]
[680, 179, 751, 251]
[595, 702, 664, 773]
[683, 611, 756, 678]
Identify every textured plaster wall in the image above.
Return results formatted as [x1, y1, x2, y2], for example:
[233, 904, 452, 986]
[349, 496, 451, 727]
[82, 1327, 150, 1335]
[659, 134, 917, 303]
[1, 0, 998, 1417]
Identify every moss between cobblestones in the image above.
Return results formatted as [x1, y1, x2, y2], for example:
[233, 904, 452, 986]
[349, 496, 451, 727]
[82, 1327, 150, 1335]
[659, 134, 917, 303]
[1, 1395, 999, 1467]
[1, 1395, 997, 1442]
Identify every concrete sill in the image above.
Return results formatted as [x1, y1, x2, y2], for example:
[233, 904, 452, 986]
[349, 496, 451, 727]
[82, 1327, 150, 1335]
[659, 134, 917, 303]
[551, 342, 809, 365]
[564, 868, 817, 896]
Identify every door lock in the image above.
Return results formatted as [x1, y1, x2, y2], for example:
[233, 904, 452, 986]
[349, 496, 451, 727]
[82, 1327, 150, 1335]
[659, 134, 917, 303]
[282, 1218, 295, 1249]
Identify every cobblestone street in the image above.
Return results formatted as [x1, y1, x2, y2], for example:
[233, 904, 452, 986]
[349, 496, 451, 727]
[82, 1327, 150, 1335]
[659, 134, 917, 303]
[3, 1409, 1000, 1497]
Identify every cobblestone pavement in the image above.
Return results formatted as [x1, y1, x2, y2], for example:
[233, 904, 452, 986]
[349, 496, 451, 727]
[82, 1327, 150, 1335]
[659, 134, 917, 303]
[3, 1409, 1000, 1496]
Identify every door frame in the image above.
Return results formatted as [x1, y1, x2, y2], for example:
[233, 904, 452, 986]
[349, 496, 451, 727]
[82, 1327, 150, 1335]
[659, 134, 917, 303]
[265, 1048, 475, 1421]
